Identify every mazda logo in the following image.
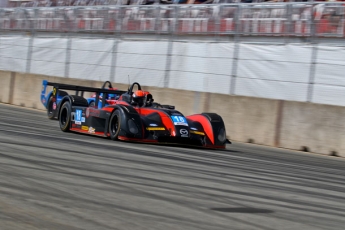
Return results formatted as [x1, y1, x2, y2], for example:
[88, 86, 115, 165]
[180, 129, 188, 135]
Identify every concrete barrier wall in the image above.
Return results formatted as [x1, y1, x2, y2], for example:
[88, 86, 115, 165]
[0, 71, 11, 104]
[280, 101, 345, 156]
[1, 70, 343, 157]
[206, 93, 279, 146]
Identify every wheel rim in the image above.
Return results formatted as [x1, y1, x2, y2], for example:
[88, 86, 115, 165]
[111, 115, 119, 135]
[60, 108, 67, 126]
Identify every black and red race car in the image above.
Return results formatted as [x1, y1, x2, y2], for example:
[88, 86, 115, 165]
[43, 81, 231, 149]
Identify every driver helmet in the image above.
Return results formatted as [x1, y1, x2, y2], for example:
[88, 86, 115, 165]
[132, 90, 147, 107]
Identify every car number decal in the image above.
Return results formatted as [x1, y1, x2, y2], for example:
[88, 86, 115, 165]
[75, 109, 83, 124]
[171, 116, 188, 126]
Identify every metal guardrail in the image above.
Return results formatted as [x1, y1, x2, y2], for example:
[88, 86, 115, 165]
[0, 3, 344, 37]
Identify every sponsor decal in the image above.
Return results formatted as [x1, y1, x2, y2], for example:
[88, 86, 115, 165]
[149, 124, 158, 126]
[180, 129, 189, 137]
[190, 127, 197, 130]
[52, 88, 56, 96]
[75, 109, 82, 125]
[146, 127, 165, 131]
[171, 116, 188, 126]
[88, 127, 95, 134]
[81, 126, 88, 131]
[42, 98, 46, 104]
[52, 102, 57, 110]
[86, 108, 100, 118]
[190, 130, 205, 135]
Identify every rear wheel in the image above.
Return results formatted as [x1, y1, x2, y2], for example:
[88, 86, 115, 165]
[109, 110, 121, 140]
[89, 101, 95, 107]
[47, 95, 56, 120]
[47, 91, 68, 120]
[59, 101, 71, 132]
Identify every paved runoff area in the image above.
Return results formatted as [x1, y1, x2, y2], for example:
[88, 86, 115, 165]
[0, 103, 344, 230]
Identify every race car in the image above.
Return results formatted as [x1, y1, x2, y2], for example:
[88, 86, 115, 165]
[44, 80, 231, 149]
[41, 80, 124, 119]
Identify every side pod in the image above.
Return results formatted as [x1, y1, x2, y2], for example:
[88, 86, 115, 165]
[202, 113, 228, 147]
[187, 113, 228, 148]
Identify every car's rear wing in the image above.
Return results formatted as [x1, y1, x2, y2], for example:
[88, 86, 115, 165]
[41, 80, 128, 108]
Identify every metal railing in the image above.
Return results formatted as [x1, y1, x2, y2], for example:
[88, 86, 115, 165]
[0, 2, 345, 37]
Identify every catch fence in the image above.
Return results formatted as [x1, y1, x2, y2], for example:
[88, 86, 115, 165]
[0, 2, 345, 37]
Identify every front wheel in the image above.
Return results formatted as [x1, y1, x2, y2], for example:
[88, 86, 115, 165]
[108, 110, 121, 140]
[59, 101, 71, 132]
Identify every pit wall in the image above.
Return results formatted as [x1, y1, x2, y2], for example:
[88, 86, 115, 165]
[1, 70, 343, 158]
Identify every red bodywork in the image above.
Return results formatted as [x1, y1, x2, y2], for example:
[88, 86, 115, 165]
[101, 91, 178, 140]
[74, 89, 227, 149]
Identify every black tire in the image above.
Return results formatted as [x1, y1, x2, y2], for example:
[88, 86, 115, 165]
[59, 101, 71, 132]
[109, 110, 121, 140]
[47, 95, 55, 120]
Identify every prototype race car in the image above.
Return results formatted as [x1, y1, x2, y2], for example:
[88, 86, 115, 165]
[41, 80, 123, 119]
[41, 80, 231, 149]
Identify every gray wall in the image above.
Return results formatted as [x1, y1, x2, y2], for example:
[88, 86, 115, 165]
[1, 33, 345, 107]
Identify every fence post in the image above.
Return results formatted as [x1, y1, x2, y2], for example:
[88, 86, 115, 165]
[64, 37, 72, 78]
[154, 4, 162, 40]
[163, 5, 177, 88]
[25, 8, 36, 74]
[307, 43, 318, 103]
[214, 5, 221, 41]
[110, 6, 121, 83]
[230, 5, 241, 95]
[26, 34, 34, 74]
[307, 4, 318, 103]
[64, 9, 74, 78]
[285, 3, 292, 44]
[110, 38, 119, 83]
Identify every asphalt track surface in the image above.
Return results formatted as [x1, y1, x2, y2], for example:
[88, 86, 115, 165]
[0, 103, 345, 230]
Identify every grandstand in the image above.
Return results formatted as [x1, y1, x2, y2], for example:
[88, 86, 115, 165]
[2, 0, 329, 7]
[0, 1, 344, 37]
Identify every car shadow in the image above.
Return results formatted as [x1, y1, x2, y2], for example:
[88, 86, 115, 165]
[211, 207, 274, 214]
[68, 131, 240, 153]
